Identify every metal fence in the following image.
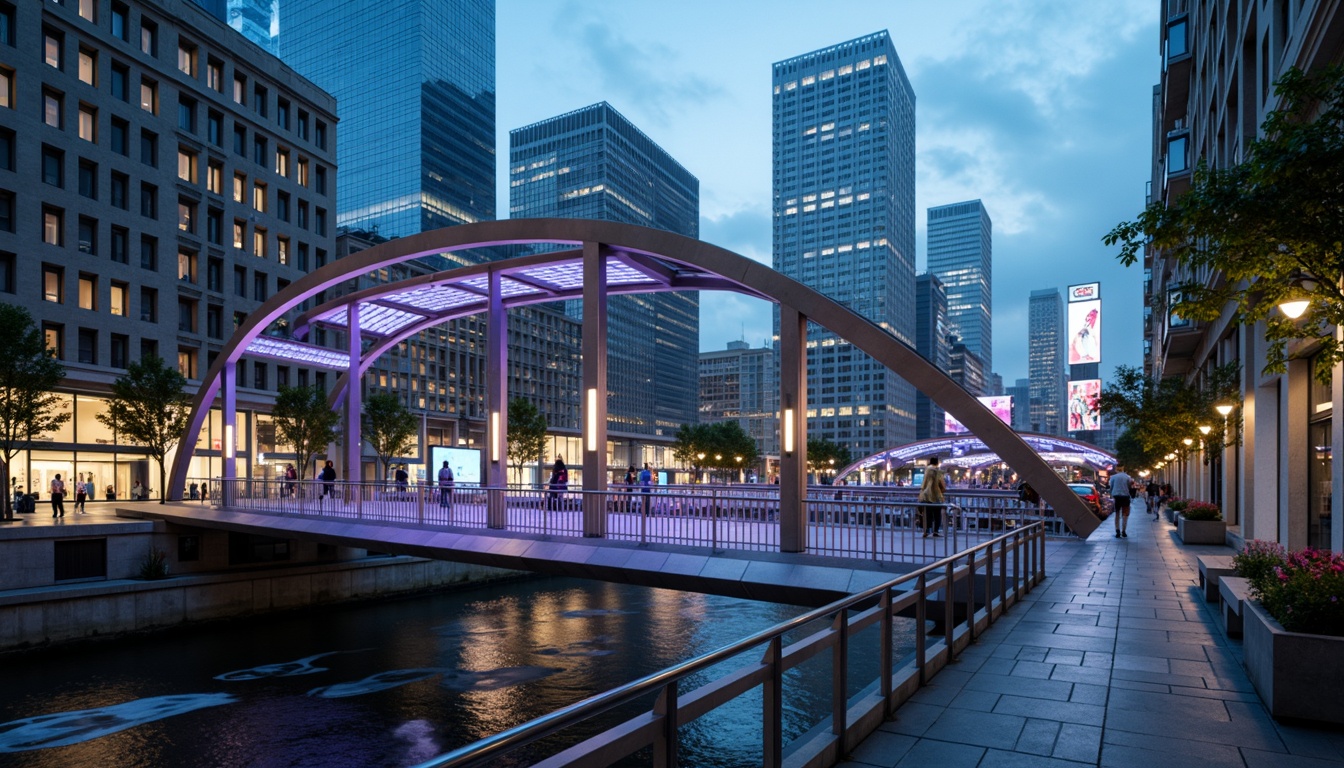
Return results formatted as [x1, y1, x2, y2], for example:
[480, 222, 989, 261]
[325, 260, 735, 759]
[411, 522, 1047, 768]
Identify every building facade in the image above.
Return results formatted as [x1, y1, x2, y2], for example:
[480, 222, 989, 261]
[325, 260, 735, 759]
[1006, 378, 1033, 432]
[914, 272, 949, 440]
[699, 341, 778, 460]
[772, 31, 918, 457]
[1028, 288, 1066, 435]
[510, 102, 701, 442]
[1146, 0, 1341, 552]
[948, 336, 986, 398]
[0, 0, 338, 496]
[927, 200, 992, 374]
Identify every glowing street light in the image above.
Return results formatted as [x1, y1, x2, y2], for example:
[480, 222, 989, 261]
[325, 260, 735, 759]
[1182, 437, 1194, 447]
[1198, 424, 1212, 435]
[1277, 271, 1318, 319]
[1215, 402, 1235, 417]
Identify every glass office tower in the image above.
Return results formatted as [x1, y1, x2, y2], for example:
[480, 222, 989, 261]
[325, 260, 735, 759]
[1029, 288, 1066, 435]
[279, 0, 495, 241]
[927, 200, 992, 374]
[772, 31, 918, 456]
[510, 103, 700, 438]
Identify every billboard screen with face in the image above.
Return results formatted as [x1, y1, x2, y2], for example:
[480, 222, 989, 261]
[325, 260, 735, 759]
[1067, 299, 1102, 365]
[944, 395, 1013, 435]
[1068, 379, 1102, 432]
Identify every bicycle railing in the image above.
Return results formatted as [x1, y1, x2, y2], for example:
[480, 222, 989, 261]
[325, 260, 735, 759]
[412, 522, 1047, 768]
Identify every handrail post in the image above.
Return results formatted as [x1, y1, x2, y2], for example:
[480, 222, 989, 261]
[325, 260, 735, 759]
[654, 681, 678, 768]
[880, 587, 893, 715]
[916, 572, 927, 684]
[984, 542, 993, 624]
[831, 610, 848, 741]
[417, 483, 425, 525]
[999, 536, 1008, 610]
[967, 551, 977, 644]
[763, 637, 782, 768]
[944, 561, 955, 657]
[871, 501, 879, 561]
[711, 487, 718, 550]
[1014, 529, 1022, 600]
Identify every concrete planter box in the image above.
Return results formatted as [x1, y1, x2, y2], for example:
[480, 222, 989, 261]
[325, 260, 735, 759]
[1177, 515, 1226, 545]
[1244, 600, 1344, 725]
[1164, 507, 1178, 525]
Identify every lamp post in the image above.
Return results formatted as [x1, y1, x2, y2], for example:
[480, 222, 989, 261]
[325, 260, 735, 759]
[734, 455, 742, 484]
[696, 452, 705, 484]
[1277, 271, 1318, 319]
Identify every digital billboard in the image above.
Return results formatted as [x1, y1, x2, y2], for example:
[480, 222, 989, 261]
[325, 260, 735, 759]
[1067, 298, 1102, 365]
[1068, 379, 1102, 431]
[944, 395, 1013, 435]
[429, 446, 482, 486]
[1067, 282, 1100, 303]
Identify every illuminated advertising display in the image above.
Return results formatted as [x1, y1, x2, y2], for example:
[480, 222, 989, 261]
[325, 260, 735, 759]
[1067, 298, 1102, 365]
[1067, 282, 1100, 302]
[429, 446, 482, 486]
[944, 395, 1013, 435]
[1068, 379, 1102, 431]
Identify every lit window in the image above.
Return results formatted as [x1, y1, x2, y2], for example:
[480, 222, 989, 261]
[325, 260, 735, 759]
[232, 173, 245, 203]
[207, 60, 223, 92]
[140, 80, 157, 113]
[253, 229, 266, 258]
[275, 149, 288, 177]
[177, 41, 196, 77]
[43, 267, 62, 302]
[110, 283, 126, 316]
[177, 149, 196, 182]
[78, 276, 95, 310]
[252, 182, 266, 213]
[207, 161, 222, 194]
[44, 31, 61, 69]
[42, 209, 62, 245]
[296, 158, 308, 186]
[79, 0, 95, 21]
[78, 48, 96, 85]
[232, 221, 245, 250]
[43, 90, 62, 127]
[78, 105, 96, 142]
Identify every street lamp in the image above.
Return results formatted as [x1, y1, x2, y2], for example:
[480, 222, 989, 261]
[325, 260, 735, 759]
[1215, 402, 1234, 417]
[1277, 271, 1318, 319]
[734, 455, 742, 483]
[1182, 437, 1194, 447]
[1198, 424, 1212, 436]
[696, 452, 705, 483]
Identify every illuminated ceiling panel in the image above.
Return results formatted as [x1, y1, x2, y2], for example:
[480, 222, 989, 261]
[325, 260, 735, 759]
[359, 304, 425, 336]
[244, 337, 350, 369]
[459, 275, 542, 298]
[382, 285, 482, 313]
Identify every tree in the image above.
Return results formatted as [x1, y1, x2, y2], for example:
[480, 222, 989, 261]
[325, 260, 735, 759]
[97, 356, 192, 503]
[0, 304, 70, 517]
[506, 397, 548, 484]
[1105, 66, 1344, 383]
[363, 392, 419, 482]
[807, 437, 853, 480]
[1095, 363, 1240, 469]
[672, 423, 710, 480]
[273, 385, 339, 482]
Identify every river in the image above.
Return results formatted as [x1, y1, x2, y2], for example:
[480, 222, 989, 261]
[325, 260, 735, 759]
[0, 575, 913, 767]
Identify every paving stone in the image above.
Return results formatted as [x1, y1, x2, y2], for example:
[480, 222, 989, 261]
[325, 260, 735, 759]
[1012, 717, 1061, 756]
[892, 739, 985, 768]
[1101, 729, 1247, 767]
[880, 700, 943, 737]
[846, 730, 917, 767]
[993, 694, 1105, 726]
[1069, 682, 1108, 706]
[979, 748, 1089, 767]
[1049, 665, 1112, 686]
[963, 672, 1074, 701]
[1053, 723, 1102, 763]
[946, 687, 1001, 712]
[1241, 749, 1344, 768]
[1009, 660, 1055, 679]
[922, 707, 1025, 750]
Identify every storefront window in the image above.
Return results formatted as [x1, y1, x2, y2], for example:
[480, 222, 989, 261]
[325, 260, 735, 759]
[31, 394, 74, 444]
[1308, 355, 1333, 551]
[75, 395, 114, 445]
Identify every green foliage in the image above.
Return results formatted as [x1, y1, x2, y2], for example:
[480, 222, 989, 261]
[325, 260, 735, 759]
[1180, 500, 1222, 521]
[1112, 429, 1156, 471]
[0, 304, 69, 516]
[1255, 548, 1344, 636]
[98, 356, 191, 503]
[138, 546, 170, 580]
[1095, 364, 1240, 468]
[362, 392, 419, 481]
[1105, 66, 1344, 383]
[1167, 498, 1189, 512]
[1234, 539, 1287, 587]
[273, 385, 339, 481]
[806, 437, 853, 475]
[506, 398, 548, 484]
[672, 422, 760, 478]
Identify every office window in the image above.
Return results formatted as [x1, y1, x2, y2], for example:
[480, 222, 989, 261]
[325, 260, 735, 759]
[277, 98, 289, 130]
[110, 226, 128, 263]
[139, 79, 156, 114]
[44, 29, 62, 69]
[253, 84, 267, 117]
[275, 149, 289, 177]
[78, 104, 96, 141]
[177, 149, 196, 182]
[139, 20, 156, 56]
[206, 304, 221, 338]
[43, 208, 63, 245]
[44, 324, 63, 358]
[110, 334, 127, 368]
[276, 191, 289, 222]
[253, 362, 266, 390]
[277, 366, 289, 388]
[78, 0, 95, 21]
[232, 172, 245, 203]
[41, 146, 63, 187]
[277, 237, 290, 265]
[297, 111, 308, 140]
[252, 181, 266, 212]
[78, 160, 97, 199]
[232, 220, 245, 250]
[253, 271, 266, 301]
[315, 121, 326, 150]
[295, 159, 310, 188]
[0, 251, 13, 294]
[232, 74, 245, 105]
[207, 58, 222, 91]
[110, 117, 127, 155]
[140, 235, 157, 270]
[78, 47, 96, 85]
[0, 67, 11, 109]
[77, 216, 95, 254]
[0, 4, 13, 47]
[234, 265, 245, 297]
[0, 191, 10, 233]
[177, 41, 196, 77]
[78, 328, 96, 364]
[78, 275, 95, 310]
[298, 369, 308, 388]
[206, 160, 222, 194]
[252, 136, 267, 167]
[140, 130, 157, 166]
[110, 171, 127, 209]
[297, 200, 308, 229]
[207, 110, 222, 146]
[206, 207, 222, 245]
[177, 198, 195, 233]
[177, 298, 195, 332]
[178, 348, 196, 379]
[140, 338, 158, 362]
[253, 229, 266, 259]
[315, 208, 326, 236]
[140, 287, 158, 323]
[315, 166, 326, 195]
[43, 265, 63, 303]
[139, 182, 157, 219]
[233, 125, 245, 156]
[207, 257, 222, 292]
[43, 90, 62, 128]
[316, 248, 327, 268]
[110, 282, 126, 316]
[0, 128, 11, 170]
[177, 96, 195, 132]
[297, 243, 308, 271]
[178, 250, 196, 282]
[110, 62, 127, 100]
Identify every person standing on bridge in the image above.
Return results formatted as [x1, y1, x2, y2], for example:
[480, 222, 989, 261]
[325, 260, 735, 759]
[320, 460, 337, 503]
[639, 463, 654, 515]
[547, 457, 568, 511]
[438, 460, 454, 511]
[918, 457, 946, 537]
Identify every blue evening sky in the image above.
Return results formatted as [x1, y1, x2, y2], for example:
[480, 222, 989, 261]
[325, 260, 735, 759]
[496, 0, 1156, 384]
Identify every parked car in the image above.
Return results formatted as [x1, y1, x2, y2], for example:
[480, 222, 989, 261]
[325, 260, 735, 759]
[1068, 483, 1107, 518]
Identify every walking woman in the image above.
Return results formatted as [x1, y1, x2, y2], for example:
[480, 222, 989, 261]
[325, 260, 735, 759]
[74, 472, 87, 513]
[50, 474, 67, 518]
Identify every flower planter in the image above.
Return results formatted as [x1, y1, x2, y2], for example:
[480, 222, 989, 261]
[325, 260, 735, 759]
[1177, 514, 1226, 545]
[1164, 507, 1178, 525]
[1244, 600, 1344, 725]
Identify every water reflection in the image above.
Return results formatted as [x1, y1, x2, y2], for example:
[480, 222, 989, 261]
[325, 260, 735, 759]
[308, 669, 446, 699]
[0, 694, 236, 753]
[214, 651, 361, 681]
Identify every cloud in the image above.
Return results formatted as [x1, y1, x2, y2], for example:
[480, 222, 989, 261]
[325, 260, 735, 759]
[700, 206, 771, 263]
[698, 293, 776, 352]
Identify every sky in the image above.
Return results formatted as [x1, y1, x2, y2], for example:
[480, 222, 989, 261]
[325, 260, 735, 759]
[495, 0, 1158, 385]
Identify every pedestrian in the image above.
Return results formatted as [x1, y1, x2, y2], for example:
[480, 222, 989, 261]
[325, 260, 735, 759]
[50, 474, 67, 518]
[918, 457, 946, 537]
[131, 480, 144, 500]
[394, 464, 409, 497]
[320, 460, 337, 501]
[547, 457, 568, 511]
[285, 464, 297, 497]
[437, 460, 454, 510]
[1110, 465, 1135, 538]
[85, 477, 96, 509]
[1146, 477, 1160, 518]
[74, 472, 87, 513]
[190, 482, 200, 500]
[638, 462, 654, 514]
[623, 465, 637, 512]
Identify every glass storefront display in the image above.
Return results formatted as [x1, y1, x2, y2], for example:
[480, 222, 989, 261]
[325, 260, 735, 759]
[1308, 355, 1333, 551]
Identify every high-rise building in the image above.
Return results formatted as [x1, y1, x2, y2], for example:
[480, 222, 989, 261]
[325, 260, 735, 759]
[1005, 378, 1033, 432]
[278, 0, 495, 240]
[699, 341, 777, 458]
[0, 0, 337, 494]
[914, 273, 949, 440]
[1028, 289, 1066, 435]
[186, 1, 274, 55]
[948, 336, 986, 397]
[772, 31, 917, 457]
[927, 200, 992, 373]
[510, 103, 700, 440]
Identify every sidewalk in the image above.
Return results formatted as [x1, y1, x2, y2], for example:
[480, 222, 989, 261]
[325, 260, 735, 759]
[842, 500, 1344, 768]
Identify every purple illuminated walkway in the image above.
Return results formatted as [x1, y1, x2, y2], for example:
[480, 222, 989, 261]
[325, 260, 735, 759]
[840, 499, 1344, 768]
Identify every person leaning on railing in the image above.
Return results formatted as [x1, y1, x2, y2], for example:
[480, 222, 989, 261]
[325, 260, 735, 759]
[918, 457, 947, 537]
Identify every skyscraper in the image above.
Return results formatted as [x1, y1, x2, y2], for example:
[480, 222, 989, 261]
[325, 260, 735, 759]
[927, 200, 992, 373]
[279, 0, 495, 240]
[1006, 379, 1033, 432]
[1028, 289, 1066, 435]
[510, 103, 700, 439]
[700, 341, 778, 458]
[772, 31, 917, 457]
[914, 273, 949, 440]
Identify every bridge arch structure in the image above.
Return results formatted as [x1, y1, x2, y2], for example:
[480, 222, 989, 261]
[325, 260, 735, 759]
[167, 219, 1099, 544]
[836, 433, 1119, 483]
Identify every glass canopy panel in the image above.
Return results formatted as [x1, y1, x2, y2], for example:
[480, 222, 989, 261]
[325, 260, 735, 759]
[245, 337, 350, 369]
[382, 285, 482, 313]
[519, 262, 585, 290]
[607, 261, 660, 285]
[458, 275, 542, 298]
[359, 304, 425, 336]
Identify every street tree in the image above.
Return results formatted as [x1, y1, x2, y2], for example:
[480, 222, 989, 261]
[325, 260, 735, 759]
[363, 392, 419, 482]
[273, 385, 340, 482]
[97, 356, 192, 503]
[0, 304, 70, 517]
[807, 436, 853, 481]
[1105, 66, 1344, 382]
[506, 397, 548, 484]
[1095, 363, 1240, 469]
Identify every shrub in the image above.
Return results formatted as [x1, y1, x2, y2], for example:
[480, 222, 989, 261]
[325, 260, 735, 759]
[138, 546, 171, 580]
[1168, 498, 1189, 512]
[1257, 548, 1344, 636]
[1180, 500, 1222, 521]
[1234, 539, 1287, 588]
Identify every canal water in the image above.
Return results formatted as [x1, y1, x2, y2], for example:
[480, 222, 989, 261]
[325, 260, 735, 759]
[0, 576, 914, 767]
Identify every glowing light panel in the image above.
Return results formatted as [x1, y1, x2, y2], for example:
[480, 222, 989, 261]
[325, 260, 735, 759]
[1068, 379, 1102, 431]
[244, 337, 351, 369]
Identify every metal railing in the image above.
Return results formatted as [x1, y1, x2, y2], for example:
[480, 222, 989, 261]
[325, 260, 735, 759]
[412, 522, 1047, 768]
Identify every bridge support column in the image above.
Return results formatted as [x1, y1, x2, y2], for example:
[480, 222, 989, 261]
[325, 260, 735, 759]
[779, 306, 808, 553]
[486, 271, 508, 529]
[221, 361, 237, 507]
[581, 242, 609, 537]
[345, 304, 362, 485]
